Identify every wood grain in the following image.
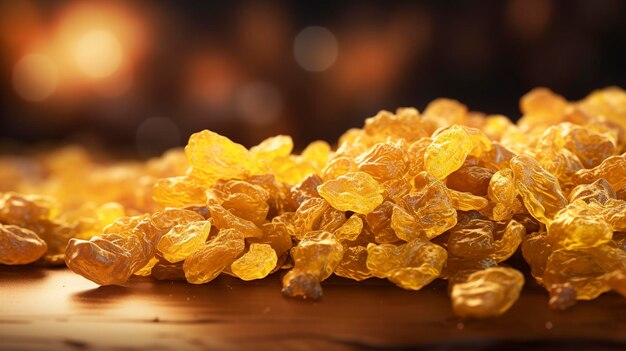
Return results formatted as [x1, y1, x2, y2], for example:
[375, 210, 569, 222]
[0, 266, 625, 350]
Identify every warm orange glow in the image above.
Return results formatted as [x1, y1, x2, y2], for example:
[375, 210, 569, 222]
[95, 71, 133, 97]
[75, 30, 123, 78]
[13, 54, 58, 102]
[184, 53, 241, 110]
[293, 26, 338, 72]
[4, 2, 146, 101]
[53, 2, 147, 90]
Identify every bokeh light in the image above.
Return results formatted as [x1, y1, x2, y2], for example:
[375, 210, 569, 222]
[13, 54, 58, 102]
[183, 53, 241, 114]
[94, 70, 134, 98]
[0, 1, 625, 152]
[506, 0, 553, 40]
[75, 30, 123, 78]
[293, 26, 338, 72]
[235, 82, 283, 126]
[136, 117, 181, 157]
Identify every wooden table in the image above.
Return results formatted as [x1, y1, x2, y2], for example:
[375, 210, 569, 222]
[1, 266, 625, 350]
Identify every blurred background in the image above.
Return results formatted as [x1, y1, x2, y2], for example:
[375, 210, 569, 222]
[1, 0, 625, 157]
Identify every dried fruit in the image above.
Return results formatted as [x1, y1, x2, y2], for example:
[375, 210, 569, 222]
[447, 165, 494, 196]
[153, 176, 207, 208]
[482, 168, 524, 221]
[0, 87, 624, 319]
[0, 224, 47, 265]
[356, 142, 408, 182]
[510, 155, 568, 224]
[282, 231, 343, 299]
[333, 214, 363, 241]
[451, 267, 524, 318]
[317, 172, 383, 215]
[334, 245, 371, 281]
[183, 228, 246, 284]
[185, 130, 251, 182]
[231, 243, 278, 281]
[547, 201, 612, 250]
[393, 172, 457, 240]
[157, 220, 212, 263]
[366, 238, 447, 290]
[447, 219, 524, 262]
[543, 244, 626, 309]
[574, 154, 626, 192]
[207, 199, 262, 239]
[424, 125, 473, 180]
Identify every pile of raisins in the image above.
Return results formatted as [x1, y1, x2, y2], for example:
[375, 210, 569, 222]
[2, 87, 626, 318]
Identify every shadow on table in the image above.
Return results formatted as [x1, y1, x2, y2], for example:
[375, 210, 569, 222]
[0, 264, 48, 282]
[72, 285, 133, 305]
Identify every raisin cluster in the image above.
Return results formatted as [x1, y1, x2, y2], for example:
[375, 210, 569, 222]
[1, 87, 626, 318]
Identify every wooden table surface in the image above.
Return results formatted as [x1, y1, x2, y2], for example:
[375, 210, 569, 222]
[0, 265, 625, 351]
